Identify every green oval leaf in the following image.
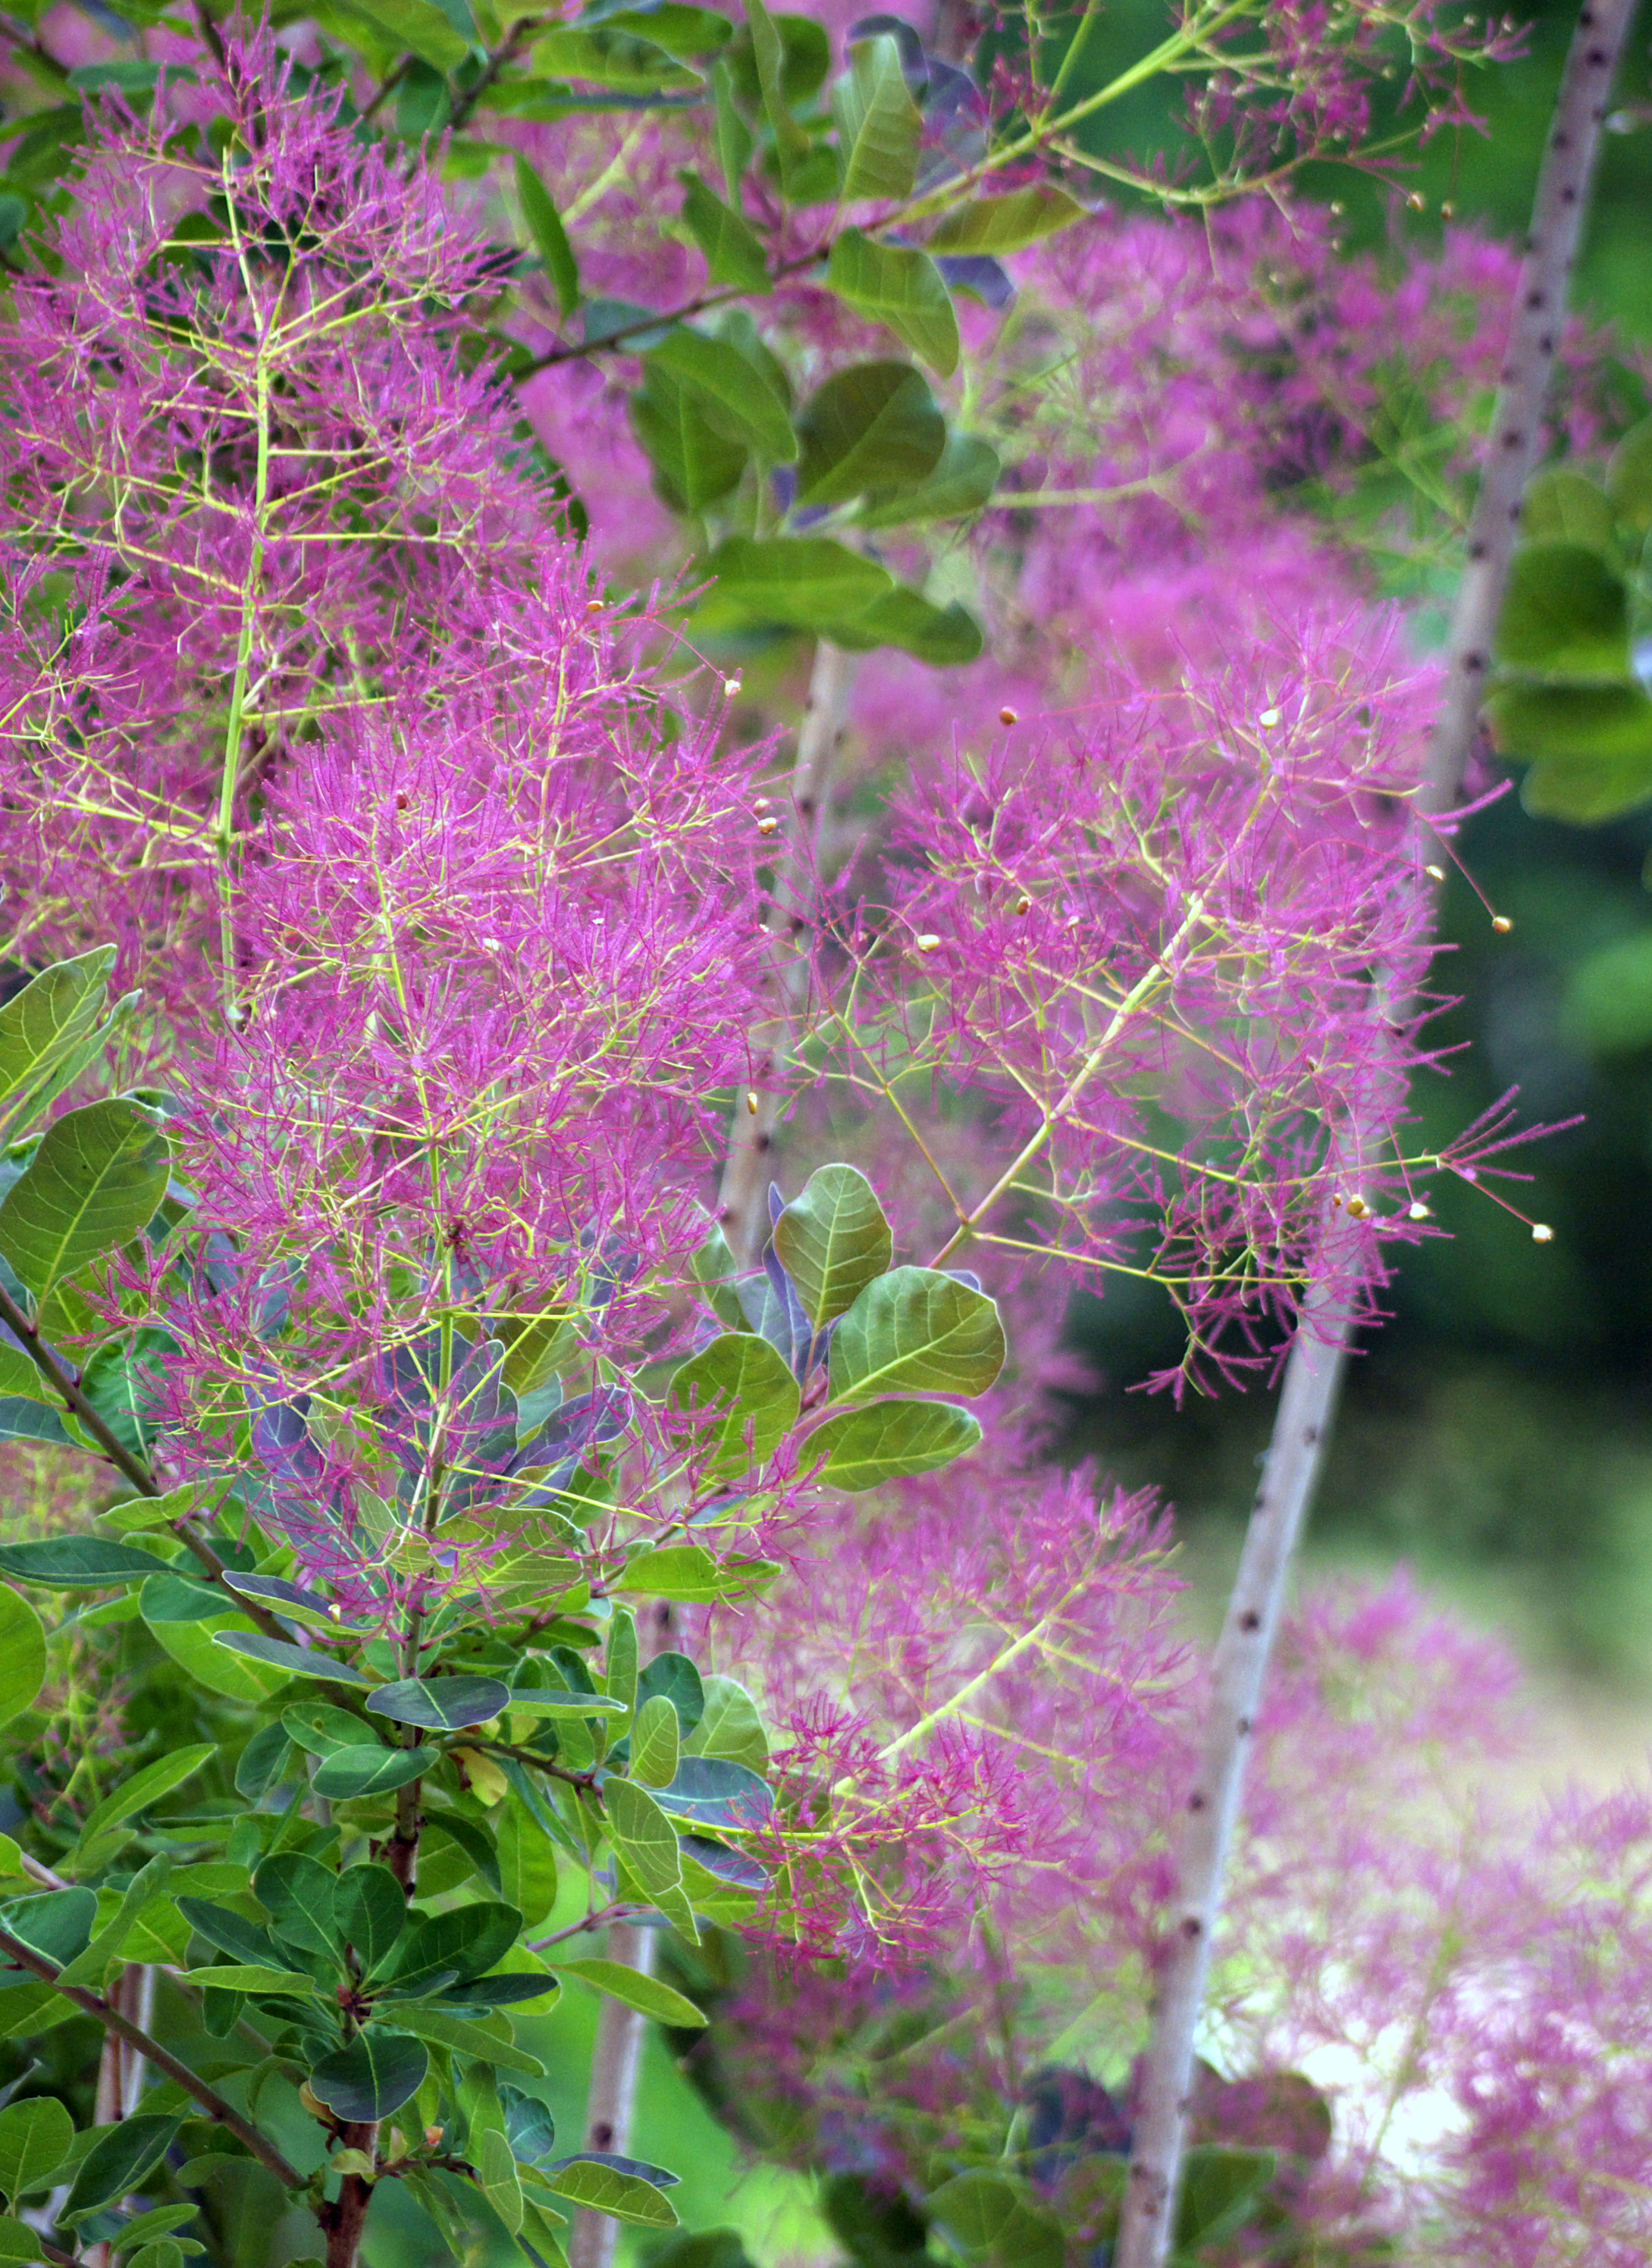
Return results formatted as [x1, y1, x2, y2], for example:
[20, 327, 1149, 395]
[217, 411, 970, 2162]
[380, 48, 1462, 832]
[515, 155, 580, 320]
[825, 587, 983, 664]
[806, 1398, 982, 1490]
[1519, 747, 1652, 821]
[308, 2031, 428, 2122]
[76, 1743, 215, 1853]
[62, 2116, 182, 2225]
[380, 1900, 522, 1994]
[629, 1693, 682, 1788]
[927, 185, 1085, 254]
[215, 1631, 374, 1686]
[0, 950, 114, 1114]
[697, 535, 892, 633]
[828, 1266, 1005, 1401]
[0, 2096, 73, 2204]
[547, 2156, 680, 2227]
[0, 1536, 171, 1589]
[313, 1745, 428, 1799]
[255, 1852, 346, 1957]
[0, 1098, 170, 1305]
[227, 1571, 358, 1630]
[772, 1164, 893, 1331]
[832, 33, 921, 200]
[0, 1403, 71, 1449]
[1520, 468, 1619, 553]
[824, 230, 958, 377]
[926, 2170, 1064, 2268]
[603, 1778, 683, 1901]
[666, 1332, 800, 1477]
[182, 1962, 321, 1997]
[1495, 540, 1630, 679]
[0, 1590, 45, 1731]
[857, 430, 1000, 530]
[0, 1888, 96, 1968]
[632, 366, 749, 512]
[531, 23, 701, 87]
[614, 1544, 779, 1602]
[646, 329, 795, 461]
[348, 0, 471, 68]
[1607, 415, 1652, 534]
[683, 1674, 768, 1771]
[368, 1674, 510, 1730]
[678, 170, 769, 291]
[334, 1865, 409, 1975]
[795, 361, 944, 507]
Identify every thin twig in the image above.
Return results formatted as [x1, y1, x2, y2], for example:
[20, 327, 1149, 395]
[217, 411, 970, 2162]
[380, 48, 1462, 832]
[0, 1278, 313, 1651]
[0, 1928, 303, 2189]
[1114, 6, 1640, 2260]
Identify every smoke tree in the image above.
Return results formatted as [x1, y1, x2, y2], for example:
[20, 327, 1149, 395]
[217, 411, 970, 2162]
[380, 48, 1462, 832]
[0, 7, 1642, 2268]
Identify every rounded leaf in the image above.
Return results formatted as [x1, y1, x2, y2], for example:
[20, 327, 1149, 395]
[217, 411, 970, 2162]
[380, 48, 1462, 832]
[308, 2030, 428, 2121]
[0, 2096, 73, 2204]
[0, 1590, 45, 1731]
[629, 1693, 681, 1788]
[334, 1865, 409, 1975]
[772, 1164, 893, 1330]
[313, 1745, 427, 1800]
[1495, 541, 1630, 678]
[827, 1267, 1005, 1402]
[63, 2115, 181, 2223]
[665, 1332, 799, 1477]
[368, 1675, 510, 1730]
[807, 1398, 982, 1490]
[0, 1099, 169, 1302]
[795, 363, 944, 506]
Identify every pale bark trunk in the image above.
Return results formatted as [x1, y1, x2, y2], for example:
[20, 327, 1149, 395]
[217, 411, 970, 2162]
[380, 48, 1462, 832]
[716, 640, 855, 1265]
[566, 1925, 659, 2268]
[1114, 8, 1640, 2260]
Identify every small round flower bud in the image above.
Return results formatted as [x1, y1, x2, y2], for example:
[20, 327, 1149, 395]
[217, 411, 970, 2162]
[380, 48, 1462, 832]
[999, 706, 1019, 725]
[1408, 1200, 1431, 1221]
[1492, 914, 1513, 933]
[724, 678, 742, 700]
[1532, 1222, 1554, 1242]
[753, 796, 772, 810]
[1425, 864, 1445, 881]
[1407, 190, 1426, 211]
[425, 2125, 444, 2150]
[1344, 1193, 1370, 1219]
[1014, 895, 1032, 916]
[745, 1089, 759, 1114]
[586, 597, 605, 614]
[914, 933, 942, 954]
[757, 816, 780, 835]
[1258, 707, 1281, 729]
[1440, 199, 1456, 218]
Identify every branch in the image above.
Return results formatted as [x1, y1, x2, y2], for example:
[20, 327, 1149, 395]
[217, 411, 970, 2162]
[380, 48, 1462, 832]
[0, 1928, 303, 2190]
[716, 639, 856, 1266]
[0, 1280, 315, 1652]
[1114, 7, 1641, 2262]
[566, 1922, 657, 2268]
